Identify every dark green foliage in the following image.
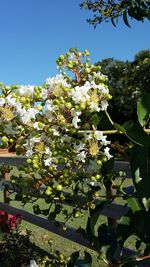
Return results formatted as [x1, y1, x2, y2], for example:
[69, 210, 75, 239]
[80, 0, 150, 27]
[97, 50, 150, 124]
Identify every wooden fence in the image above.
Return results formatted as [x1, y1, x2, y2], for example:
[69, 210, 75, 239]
[0, 154, 131, 248]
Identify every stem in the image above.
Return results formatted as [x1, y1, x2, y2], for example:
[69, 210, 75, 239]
[78, 129, 150, 134]
[105, 110, 114, 126]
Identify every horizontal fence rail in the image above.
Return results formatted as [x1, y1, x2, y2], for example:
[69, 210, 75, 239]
[0, 201, 92, 249]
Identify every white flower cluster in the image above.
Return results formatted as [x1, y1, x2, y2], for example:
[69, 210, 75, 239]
[0, 53, 113, 193]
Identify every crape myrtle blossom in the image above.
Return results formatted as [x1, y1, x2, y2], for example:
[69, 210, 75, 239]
[71, 109, 81, 128]
[104, 147, 113, 160]
[5, 95, 17, 107]
[19, 107, 39, 125]
[89, 72, 108, 81]
[71, 81, 91, 103]
[44, 157, 53, 167]
[17, 85, 35, 97]
[89, 101, 100, 112]
[46, 74, 71, 92]
[100, 100, 109, 111]
[94, 131, 111, 146]
[76, 151, 87, 163]
[46, 99, 56, 112]
[23, 136, 41, 157]
[0, 49, 113, 217]
[0, 98, 5, 106]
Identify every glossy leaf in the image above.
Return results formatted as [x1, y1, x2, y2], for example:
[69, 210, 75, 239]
[130, 145, 150, 199]
[127, 197, 142, 213]
[115, 121, 150, 147]
[137, 93, 150, 127]
[123, 10, 131, 27]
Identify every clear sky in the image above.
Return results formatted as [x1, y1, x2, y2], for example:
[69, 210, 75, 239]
[0, 0, 149, 86]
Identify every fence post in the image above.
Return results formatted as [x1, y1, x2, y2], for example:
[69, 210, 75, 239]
[3, 170, 10, 204]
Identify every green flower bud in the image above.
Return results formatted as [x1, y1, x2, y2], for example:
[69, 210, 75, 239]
[85, 68, 91, 74]
[36, 105, 43, 111]
[55, 184, 63, 191]
[60, 55, 65, 60]
[66, 102, 72, 109]
[69, 48, 74, 53]
[27, 158, 32, 164]
[2, 136, 8, 143]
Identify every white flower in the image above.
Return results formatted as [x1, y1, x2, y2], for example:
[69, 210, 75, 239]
[20, 108, 38, 124]
[71, 109, 81, 129]
[29, 259, 38, 267]
[46, 74, 70, 92]
[94, 131, 111, 146]
[17, 85, 34, 97]
[100, 100, 108, 111]
[89, 101, 100, 112]
[52, 126, 60, 136]
[74, 142, 85, 152]
[0, 98, 5, 106]
[45, 147, 51, 154]
[46, 99, 55, 112]
[94, 83, 109, 95]
[76, 151, 87, 162]
[41, 88, 48, 99]
[25, 147, 33, 157]
[15, 102, 23, 113]
[5, 95, 17, 106]
[104, 147, 112, 160]
[71, 81, 90, 104]
[44, 157, 53, 166]
[72, 115, 81, 128]
[83, 132, 92, 141]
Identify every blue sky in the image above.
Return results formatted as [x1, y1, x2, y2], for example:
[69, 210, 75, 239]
[0, 0, 149, 85]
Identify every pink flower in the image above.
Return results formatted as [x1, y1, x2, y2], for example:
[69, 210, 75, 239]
[0, 210, 22, 232]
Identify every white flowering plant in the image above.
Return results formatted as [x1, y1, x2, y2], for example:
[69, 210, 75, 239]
[0, 48, 113, 225]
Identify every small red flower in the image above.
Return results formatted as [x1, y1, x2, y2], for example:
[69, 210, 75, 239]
[0, 210, 22, 232]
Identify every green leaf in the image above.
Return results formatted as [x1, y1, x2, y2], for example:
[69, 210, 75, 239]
[117, 210, 133, 249]
[130, 145, 150, 198]
[127, 197, 142, 213]
[123, 10, 131, 27]
[121, 121, 150, 147]
[137, 93, 150, 127]
[113, 122, 126, 134]
[68, 251, 92, 267]
[111, 17, 116, 27]
[114, 121, 150, 146]
[142, 197, 150, 211]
